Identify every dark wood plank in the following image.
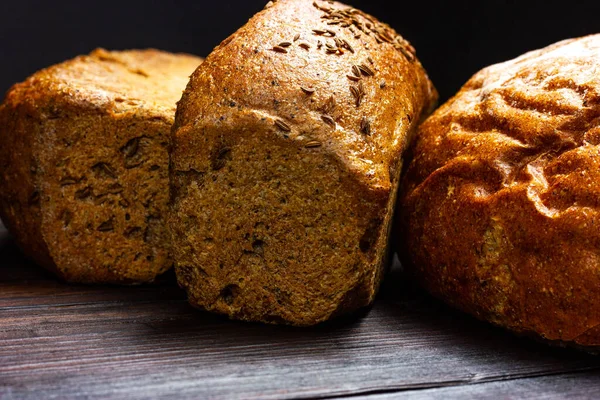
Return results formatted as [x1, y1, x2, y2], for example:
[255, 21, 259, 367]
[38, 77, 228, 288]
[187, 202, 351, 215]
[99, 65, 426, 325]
[0, 278, 184, 308]
[1, 221, 600, 400]
[358, 370, 600, 399]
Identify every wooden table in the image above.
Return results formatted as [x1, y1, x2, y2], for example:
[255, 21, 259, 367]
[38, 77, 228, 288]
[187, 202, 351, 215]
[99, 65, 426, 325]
[1, 221, 599, 399]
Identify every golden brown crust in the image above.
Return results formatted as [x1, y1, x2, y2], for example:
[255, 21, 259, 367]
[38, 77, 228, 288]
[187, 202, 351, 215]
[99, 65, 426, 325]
[175, 1, 436, 185]
[0, 49, 202, 284]
[399, 34, 600, 347]
[172, 0, 436, 325]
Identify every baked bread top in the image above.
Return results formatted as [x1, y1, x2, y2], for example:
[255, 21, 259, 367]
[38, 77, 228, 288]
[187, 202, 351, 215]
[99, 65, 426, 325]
[404, 34, 600, 192]
[400, 34, 600, 347]
[174, 0, 437, 191]
[3, 48, 201, 120]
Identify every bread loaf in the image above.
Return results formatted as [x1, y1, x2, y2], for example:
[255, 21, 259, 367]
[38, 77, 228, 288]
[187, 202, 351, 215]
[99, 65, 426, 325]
[399, 35, 600, 348]
[0, 49, 202, 283]
[171, 0, 436, 325]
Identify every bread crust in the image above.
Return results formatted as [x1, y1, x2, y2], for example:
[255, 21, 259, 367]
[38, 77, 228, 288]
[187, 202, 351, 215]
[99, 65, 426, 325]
[399, 35, 600, 347]
[0, 49, 202, 283]
[172, 0, 436, 325]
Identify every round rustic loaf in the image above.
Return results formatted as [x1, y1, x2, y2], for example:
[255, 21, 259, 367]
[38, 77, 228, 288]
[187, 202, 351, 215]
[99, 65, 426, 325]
[0, 49, 202, 283]
[399, 35, 600, 348]
[171, 0, 436, 325]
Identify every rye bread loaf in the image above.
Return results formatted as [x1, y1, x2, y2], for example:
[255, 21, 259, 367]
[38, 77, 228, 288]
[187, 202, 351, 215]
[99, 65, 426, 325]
[171, 0, 437, 325]
[399, 35, 600, 348]
[0, 49, 202, 284]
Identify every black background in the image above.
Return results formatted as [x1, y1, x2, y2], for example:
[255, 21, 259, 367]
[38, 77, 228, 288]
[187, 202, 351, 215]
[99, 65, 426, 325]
[0, 0, 599, 102]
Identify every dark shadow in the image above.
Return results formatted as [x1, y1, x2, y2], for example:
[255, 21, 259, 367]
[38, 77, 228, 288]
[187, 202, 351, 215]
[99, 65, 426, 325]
[0, 228, 56, 282]
[377, 263, 600, 365]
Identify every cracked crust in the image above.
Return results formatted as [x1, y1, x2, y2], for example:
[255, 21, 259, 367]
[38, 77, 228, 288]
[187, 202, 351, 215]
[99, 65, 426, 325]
[171, 0, 437, 325]
[0, 49, 202, 284]
[399, 34, 600, 348]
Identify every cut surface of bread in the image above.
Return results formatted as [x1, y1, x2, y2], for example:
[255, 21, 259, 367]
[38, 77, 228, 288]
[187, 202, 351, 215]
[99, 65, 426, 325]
[0, 49, 203, 283]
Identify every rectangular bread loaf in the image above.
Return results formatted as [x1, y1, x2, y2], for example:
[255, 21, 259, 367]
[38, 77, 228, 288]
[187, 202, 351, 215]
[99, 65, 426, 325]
[170, 0, 437, 325]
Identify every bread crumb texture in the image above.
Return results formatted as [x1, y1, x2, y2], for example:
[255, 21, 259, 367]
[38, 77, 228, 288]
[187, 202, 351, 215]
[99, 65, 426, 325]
[171, 0, 436, 325]
[399, 34, 600, 347]
[0, 49, 202, 283]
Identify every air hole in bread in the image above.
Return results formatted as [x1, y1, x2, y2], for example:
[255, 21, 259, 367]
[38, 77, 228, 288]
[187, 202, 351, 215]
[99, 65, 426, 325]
[359, 218, 382, 253]
[220, 284, 240, 305]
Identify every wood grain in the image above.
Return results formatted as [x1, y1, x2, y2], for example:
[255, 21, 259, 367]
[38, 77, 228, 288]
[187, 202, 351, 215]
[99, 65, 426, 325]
[357, 371, 600, 399]
[1, 221, 599, 399]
